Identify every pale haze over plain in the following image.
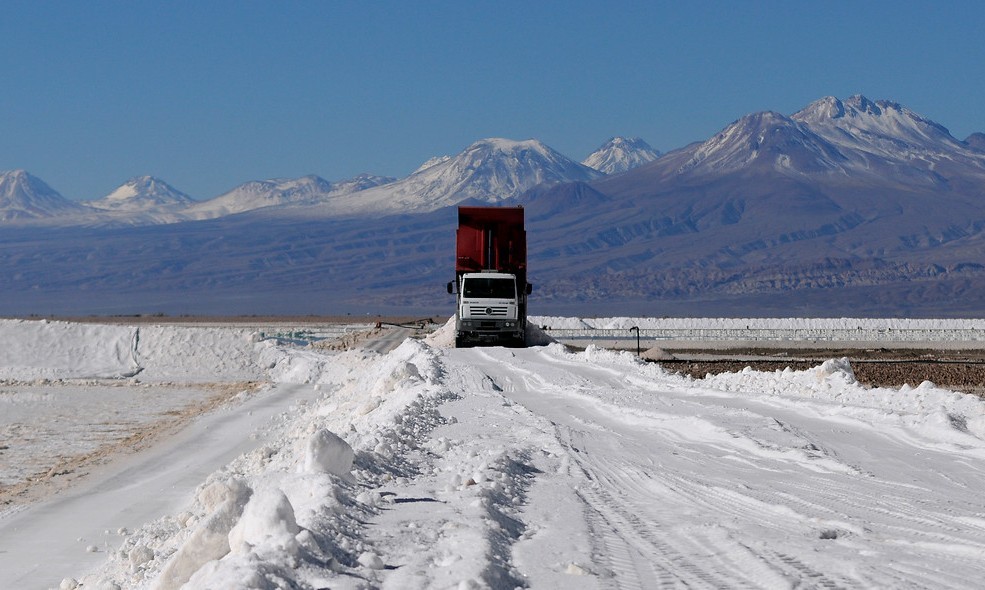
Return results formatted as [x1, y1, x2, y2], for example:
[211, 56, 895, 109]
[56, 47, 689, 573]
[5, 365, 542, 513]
[1, 0, 982, 201]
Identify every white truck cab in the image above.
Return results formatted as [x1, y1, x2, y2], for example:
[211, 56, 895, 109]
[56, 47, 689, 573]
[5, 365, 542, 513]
[453, 271, 524, 346]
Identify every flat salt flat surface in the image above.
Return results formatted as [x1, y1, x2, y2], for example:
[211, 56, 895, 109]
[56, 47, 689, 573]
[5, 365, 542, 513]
[3, 317, 985, 589]
[0, 383, 212, 487]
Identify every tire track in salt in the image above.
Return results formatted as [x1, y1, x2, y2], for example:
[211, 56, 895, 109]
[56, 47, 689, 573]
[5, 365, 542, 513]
[470, 347, 793, 588]
[463, 345, 985, 588]
[561, 426, 767, 589]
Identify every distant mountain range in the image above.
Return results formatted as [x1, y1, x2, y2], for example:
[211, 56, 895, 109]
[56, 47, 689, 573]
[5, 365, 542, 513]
[3, 95, 985, 317]
[0, 137, 625, 225]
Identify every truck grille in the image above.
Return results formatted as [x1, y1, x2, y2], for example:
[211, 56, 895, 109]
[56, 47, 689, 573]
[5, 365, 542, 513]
[469, 306, 508, 316]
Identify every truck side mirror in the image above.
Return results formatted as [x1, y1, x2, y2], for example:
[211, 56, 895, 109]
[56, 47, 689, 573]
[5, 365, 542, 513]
[525, 283, 533, 295]
[447, 281, 454, 294]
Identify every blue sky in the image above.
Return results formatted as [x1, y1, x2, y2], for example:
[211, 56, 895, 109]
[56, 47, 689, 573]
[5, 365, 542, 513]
[2, 1, 983, 201]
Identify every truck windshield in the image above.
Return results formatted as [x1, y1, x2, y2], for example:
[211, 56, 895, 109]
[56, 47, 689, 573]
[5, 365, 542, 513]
[463, 277, 516, 299]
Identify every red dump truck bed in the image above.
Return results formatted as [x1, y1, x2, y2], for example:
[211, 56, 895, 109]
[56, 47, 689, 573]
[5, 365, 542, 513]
[455, 206, 527, 288]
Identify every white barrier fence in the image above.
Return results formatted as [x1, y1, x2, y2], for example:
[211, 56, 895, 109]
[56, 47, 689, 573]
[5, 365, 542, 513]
[542, 327, 985, 346]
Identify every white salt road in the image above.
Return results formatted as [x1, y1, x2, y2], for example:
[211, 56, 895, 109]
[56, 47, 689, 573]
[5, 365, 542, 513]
[0, 382, 321, 588]
[454, 346, 985, 588]
[362, 327, 416, 354]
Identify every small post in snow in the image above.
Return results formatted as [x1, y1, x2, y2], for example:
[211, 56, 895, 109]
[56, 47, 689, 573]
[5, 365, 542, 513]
[630, 326, 640, 357]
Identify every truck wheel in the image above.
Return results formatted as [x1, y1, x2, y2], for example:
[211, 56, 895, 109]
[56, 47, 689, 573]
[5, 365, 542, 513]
[455, 337, 465, 348]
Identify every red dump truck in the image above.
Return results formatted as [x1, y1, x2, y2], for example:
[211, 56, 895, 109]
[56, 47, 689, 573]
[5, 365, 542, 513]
[446, 206, 531, 347]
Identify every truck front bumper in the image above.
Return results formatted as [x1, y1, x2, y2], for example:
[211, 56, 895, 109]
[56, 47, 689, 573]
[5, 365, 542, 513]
[457, 318, 523, 343]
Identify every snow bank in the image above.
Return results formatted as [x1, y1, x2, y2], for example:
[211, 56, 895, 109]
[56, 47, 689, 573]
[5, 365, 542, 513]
[0, 319, 264, 382]
[79, 338, 449, 588]
[673, 354, 985, 449]
[0, 319, 139, 380]
[151, 479, 251, 590]
[424, 316, 457, 348]
[424, 315, 555, 348]
[78, 331, 561, 589]
[135, 325, 263, 382]
[303, 428, 354, 478]
[540, 343, 985, 455]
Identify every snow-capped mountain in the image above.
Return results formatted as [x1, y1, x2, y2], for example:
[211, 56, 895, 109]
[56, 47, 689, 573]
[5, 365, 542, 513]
[86, 176, 195, 212]
[788, 95, 985, 185]
[319, 138, 604, 216]
[407, 137, 602, 201]
[630, 95, 985, 189]
[0, 137, 602, 224]
[792, 95, 966, 158]
[582, 137, 661, 174]
[670, 110, 850, 177]
[185, 175, 336, 219]
[0, 169, 88, 221]
[184, 173, 395, 220]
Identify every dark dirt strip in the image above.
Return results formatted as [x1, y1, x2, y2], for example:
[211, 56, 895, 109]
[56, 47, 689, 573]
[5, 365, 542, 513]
[655, 348, 985, 395]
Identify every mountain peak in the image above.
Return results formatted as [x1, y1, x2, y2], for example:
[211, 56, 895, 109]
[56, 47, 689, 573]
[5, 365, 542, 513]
[843, 94, 892, 116]
[796, 95, 889, 121]
[407, 137, 603, 204]
[675, 110, 848, 176]
[0, 169, 85, 220]
[317, 137, 604, 215]
[965, 132, 985, 151]
[583, 137, 661, 174]
[470, 137, 539, 149]
[798, 96, 845, 120]
[792, 94, 959, 154]
[119, 175, 185, 196]
[463, 137, 556, 159]
[88, 176, 194, 212]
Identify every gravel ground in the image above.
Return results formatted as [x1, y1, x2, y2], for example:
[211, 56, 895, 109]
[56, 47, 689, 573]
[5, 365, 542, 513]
[656, 348, 985, 396]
